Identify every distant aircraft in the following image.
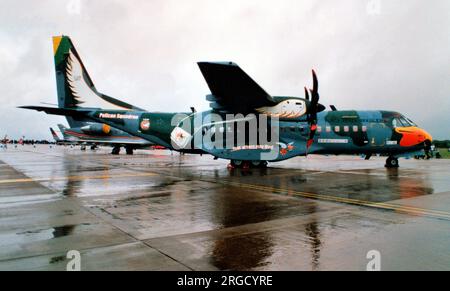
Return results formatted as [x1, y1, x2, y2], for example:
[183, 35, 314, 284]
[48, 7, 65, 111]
[22, 35, 433, 168]
[50, 127, 63, 144]
[1, 135, 9, 148]
[56, 123, 153, 154]
[1, 135, 8, 144]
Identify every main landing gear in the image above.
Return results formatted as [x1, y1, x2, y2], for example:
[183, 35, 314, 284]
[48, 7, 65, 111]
[125, 146, 134, 155]
[385, 156, 399, 168]
[111, 146, 121, 155]
[229, 160, 268, 169]
[111, 146, 134, 155]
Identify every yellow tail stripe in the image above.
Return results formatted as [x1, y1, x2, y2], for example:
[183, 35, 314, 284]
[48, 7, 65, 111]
[52, 36, 62, 55]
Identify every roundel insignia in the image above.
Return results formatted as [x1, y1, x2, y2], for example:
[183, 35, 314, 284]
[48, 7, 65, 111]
[140, 119, 150, 131]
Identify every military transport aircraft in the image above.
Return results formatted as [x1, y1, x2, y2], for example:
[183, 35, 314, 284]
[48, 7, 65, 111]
[21, 35, 433, 168]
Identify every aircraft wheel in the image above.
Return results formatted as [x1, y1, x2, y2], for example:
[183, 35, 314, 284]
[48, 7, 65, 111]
[231, 160, 243, 168]
[81, 145, 86, 151]
[385, 156, 399, 168]
[424, 140, 432, 159]
[251, 161, 268, 168]
[90, 145, 97, 151]
[126, 147, 134, 155]
[111, 146, 121, 155]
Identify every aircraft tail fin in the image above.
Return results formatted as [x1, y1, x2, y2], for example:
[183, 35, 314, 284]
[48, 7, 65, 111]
[50, 127, 61, 142]
[57, 124, 70, 140]
[52, 35, 144, 127]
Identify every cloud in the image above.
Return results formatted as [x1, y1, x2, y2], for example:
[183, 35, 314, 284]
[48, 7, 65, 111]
[0, 0, 449, 139]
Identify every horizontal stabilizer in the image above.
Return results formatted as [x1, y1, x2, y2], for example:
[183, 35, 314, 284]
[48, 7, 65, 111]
[19, 106, 87, 117]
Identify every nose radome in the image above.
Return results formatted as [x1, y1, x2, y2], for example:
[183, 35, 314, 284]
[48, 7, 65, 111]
[396, 127, 432, 147]
[418, 128, 433, 143]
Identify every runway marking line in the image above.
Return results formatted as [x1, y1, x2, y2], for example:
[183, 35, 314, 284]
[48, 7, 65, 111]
[219, 181, 450, 221]
[0, 172, 158, 184]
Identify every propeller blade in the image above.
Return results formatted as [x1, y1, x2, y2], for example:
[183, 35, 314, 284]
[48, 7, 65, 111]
[306, 70, 320, 153]
[304, 87, 310, 101]
[312, 69, 318, 93]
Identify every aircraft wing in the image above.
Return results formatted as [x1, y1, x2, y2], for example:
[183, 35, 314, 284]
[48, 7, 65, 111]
[198, 62, 277, 114]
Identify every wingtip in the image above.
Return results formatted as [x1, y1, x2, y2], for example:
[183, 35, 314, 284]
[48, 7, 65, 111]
[197, 61, 237, 67]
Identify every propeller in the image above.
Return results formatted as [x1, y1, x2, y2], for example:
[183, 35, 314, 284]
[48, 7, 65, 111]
[305, 70, 322, 153]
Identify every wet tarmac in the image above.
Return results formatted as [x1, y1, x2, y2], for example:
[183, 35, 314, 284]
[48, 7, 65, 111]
[0, 145, 449, 270]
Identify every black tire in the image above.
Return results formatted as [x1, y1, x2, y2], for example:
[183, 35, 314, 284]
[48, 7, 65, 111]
[231, 160, 243, 168]
[111, 147, 121, 155]
[251, 161, 268, 168]
[251, 161, 261, 167]
[126, 147, 134, 155]
[385, 156, 399, 168]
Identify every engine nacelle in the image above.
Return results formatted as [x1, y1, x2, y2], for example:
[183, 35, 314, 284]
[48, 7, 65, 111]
[80, 124, 111, 135]
[256, 99, 307, 119]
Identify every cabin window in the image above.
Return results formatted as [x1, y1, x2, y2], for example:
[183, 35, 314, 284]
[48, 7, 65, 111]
[326, 126, 331, 133]
[317, 126, 322, 133]
[362, 126, 367, 132]
[344, 126, 349, 132]
[353, 126, 358, 132]
[334, 126, 340, 132]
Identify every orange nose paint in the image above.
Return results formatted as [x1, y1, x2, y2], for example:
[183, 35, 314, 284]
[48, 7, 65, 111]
[395, 127, 432, 147]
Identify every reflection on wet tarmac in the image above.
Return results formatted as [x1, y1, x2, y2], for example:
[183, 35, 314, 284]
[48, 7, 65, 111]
[52, 225, 76, 238]
[208, 187, 275, 270]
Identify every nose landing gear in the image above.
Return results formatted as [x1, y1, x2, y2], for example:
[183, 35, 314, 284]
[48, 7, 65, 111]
[385, 156, 399, 168]
[424, 140, 432, 159]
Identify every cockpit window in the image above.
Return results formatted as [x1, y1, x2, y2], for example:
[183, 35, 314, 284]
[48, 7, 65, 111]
[405, 117, 417, 127]
[392, 116, 417, 128]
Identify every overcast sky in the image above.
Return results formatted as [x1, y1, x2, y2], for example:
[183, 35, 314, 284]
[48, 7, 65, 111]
[0, 0, 449, 140]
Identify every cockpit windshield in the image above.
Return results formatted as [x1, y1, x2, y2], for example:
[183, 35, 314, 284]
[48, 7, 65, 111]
[392, 115, 417, 128]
